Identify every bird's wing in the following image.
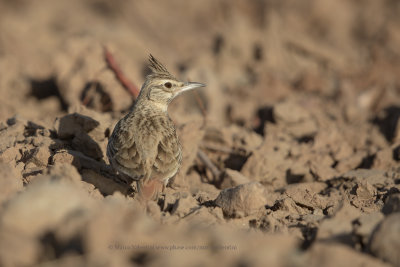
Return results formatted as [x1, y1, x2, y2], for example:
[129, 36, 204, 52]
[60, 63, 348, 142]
[153, 130, 182, 179]
[107, 123, 146, 178]
[107, 116, 181, 181]
[108, 121, 162, 179]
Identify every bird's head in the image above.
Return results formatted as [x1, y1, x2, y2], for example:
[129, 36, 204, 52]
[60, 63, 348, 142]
[138, 55, 205, 108]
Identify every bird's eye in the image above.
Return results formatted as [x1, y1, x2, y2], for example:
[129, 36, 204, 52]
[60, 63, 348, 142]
[164, 82, 172, 89]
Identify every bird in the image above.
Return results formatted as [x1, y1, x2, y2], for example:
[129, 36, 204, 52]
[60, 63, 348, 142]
[107, 55, 205, 200]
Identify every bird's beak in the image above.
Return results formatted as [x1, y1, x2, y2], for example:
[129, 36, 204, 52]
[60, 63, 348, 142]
[178, 82, 206, 94]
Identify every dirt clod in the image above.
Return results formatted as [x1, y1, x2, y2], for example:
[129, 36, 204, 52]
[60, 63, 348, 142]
[215, 182, 270, 218]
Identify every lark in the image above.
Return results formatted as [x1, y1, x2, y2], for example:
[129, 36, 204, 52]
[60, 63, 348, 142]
[107, 55, 205, 200]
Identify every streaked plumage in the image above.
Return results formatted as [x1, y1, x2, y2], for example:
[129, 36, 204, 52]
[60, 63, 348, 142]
[107, 55, 205, 200]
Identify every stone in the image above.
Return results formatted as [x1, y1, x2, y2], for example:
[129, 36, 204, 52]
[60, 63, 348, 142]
[215, 182, 271, 218]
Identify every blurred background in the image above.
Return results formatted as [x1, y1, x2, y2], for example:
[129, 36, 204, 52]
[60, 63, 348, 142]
[1, 0, 400, 128]
[1, 1, 400, 266]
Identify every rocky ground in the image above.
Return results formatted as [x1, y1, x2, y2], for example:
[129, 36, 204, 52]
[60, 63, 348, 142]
[1, 0, 400, 266]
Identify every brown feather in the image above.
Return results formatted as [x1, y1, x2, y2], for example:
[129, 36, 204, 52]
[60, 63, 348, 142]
[106, 53, 203, 200]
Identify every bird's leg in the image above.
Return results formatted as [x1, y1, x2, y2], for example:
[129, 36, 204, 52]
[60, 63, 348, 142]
[135, 159, 164, 200]
[136, 179, 164, 201]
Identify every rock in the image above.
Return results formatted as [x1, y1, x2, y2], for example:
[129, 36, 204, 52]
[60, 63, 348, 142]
[219, 168, 250, 189]
[369, 213, 400, 266]
[0, 162, 23, 205]
[382, 193, 400, 215]
[215, 182, 271, 218]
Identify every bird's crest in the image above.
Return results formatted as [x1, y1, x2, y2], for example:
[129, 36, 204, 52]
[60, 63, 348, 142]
[148, 54, 177, 80]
